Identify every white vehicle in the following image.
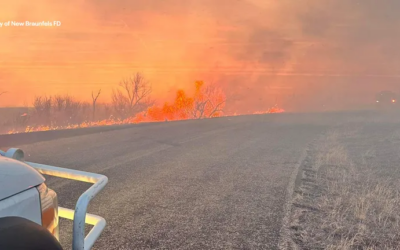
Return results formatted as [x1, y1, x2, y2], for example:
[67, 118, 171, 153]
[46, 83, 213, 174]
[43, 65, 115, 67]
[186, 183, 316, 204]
[0, 148, 108, 250]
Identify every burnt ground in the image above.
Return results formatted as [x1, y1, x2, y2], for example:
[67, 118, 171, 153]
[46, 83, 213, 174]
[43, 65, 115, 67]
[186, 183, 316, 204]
[9, 112, 392, 250]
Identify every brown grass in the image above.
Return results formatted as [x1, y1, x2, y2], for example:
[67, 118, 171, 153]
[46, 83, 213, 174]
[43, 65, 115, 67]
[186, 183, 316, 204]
[289, 129, 400, 250]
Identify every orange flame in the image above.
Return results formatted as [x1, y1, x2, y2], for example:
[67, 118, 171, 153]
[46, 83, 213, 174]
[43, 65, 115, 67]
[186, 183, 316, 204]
[4, 82, 285, 135]
[253, 105, 285, 114]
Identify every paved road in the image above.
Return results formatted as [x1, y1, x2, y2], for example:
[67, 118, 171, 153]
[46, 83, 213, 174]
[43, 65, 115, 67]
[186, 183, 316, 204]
[16, 114, 336, 249]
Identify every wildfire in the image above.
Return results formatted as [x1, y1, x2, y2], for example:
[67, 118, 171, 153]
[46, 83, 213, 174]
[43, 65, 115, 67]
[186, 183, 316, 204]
[254, 105, 285, 114]
[5, 82, 285, 135]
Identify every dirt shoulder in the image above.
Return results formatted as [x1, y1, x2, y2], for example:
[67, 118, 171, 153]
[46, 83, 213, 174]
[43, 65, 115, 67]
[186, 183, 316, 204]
[282, 121, 400, 249]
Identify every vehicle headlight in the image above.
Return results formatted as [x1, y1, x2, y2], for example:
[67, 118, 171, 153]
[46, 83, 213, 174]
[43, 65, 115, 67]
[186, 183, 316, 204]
[37, 183, 59, 240]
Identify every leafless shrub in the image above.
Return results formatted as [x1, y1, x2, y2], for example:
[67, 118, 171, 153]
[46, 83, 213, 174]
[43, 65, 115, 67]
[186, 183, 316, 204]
[112, 72, 152, 118]
[111, 89, 128, 118]
[91, 89, 101, 120]
[64, 96, 82, 121]
[192, 81, 226, 119]
[53, 95, 65, 112]
[28, 94, 92, 127]
[33, 96, 53, 125]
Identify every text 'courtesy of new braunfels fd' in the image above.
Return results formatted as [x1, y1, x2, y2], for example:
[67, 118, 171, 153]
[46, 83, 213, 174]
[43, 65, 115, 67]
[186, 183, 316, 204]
[0, 21, 61, 27]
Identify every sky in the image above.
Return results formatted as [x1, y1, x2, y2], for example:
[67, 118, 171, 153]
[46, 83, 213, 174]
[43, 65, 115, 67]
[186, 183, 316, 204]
[1, 0, 400, 112]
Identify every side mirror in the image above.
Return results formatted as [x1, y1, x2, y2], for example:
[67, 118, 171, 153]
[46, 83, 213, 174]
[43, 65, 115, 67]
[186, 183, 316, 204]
[4, 148, 25, 161]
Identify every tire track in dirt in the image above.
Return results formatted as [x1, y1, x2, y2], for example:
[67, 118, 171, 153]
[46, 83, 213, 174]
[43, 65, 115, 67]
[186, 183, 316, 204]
[278, 142, 313, 250]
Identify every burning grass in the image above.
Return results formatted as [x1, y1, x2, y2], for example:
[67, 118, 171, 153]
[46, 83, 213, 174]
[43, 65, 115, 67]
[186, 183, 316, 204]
[288, 130, 400, 249]
[1, 79, 285, 135]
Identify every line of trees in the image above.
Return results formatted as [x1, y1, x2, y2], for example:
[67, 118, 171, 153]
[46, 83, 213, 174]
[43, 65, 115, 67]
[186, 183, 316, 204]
[1, 72, 226, 131]
[12, 72, 154, 128]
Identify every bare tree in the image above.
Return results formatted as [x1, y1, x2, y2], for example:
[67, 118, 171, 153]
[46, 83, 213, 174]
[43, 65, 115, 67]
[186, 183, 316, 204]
[91, 89, 101, 121]
[112, 72, 152, 118]
[204, 84, 226, 118]
[53, 95, 65, 112]
[64, 96, 83, 123]
[191, 81, 208, 119]
[111, 89, 128, 118]
[192, 98, 207, 119]
[33, 96, 52, 125]
[192, 81, 226, 119]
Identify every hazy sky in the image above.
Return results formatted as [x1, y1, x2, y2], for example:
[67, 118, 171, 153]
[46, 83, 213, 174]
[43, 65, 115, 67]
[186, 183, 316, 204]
[1, 0, 400, 111]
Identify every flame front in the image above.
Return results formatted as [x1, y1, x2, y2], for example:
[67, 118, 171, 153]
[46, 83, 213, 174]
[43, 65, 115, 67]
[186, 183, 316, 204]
[4, 81, 284, 135]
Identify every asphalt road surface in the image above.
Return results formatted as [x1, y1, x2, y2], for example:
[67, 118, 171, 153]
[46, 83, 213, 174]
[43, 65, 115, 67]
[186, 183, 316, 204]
[15, 113, 349, 249]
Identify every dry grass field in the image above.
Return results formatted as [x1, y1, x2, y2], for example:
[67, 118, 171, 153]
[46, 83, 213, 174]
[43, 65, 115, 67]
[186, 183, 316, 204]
[285, 117, 400, 249]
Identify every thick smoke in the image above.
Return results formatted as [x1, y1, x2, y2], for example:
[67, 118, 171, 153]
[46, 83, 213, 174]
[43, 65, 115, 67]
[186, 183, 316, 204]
[1, 0, 400, 111]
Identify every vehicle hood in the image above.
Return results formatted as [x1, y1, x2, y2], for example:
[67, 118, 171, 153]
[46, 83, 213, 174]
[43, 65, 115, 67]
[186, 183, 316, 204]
[0, 157, 45, 200]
